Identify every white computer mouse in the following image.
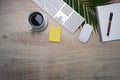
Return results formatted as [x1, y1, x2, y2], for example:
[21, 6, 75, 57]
[79, 24, 93, 43]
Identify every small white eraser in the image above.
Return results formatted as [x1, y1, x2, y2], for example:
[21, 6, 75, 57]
[79, 24, 93, 43]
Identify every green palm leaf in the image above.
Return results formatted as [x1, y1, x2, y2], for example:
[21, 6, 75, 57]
[64, 0, 113, 32]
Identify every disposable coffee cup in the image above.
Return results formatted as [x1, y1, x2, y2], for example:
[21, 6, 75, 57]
[28, 11, 48, 32]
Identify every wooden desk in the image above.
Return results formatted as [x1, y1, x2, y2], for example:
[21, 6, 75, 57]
[0, 0, 120, 80]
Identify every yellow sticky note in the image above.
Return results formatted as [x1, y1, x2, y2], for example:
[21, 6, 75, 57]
[49, 27, 61, 42]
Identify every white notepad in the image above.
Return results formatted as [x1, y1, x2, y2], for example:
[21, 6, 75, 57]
[96, 3, 120, 42]
[32, 0, 85, 34]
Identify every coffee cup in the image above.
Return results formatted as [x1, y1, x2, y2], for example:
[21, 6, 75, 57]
[28, 11, 48, 32]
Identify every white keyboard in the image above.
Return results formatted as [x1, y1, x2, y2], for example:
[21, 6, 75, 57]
[32, 0, 85, 34]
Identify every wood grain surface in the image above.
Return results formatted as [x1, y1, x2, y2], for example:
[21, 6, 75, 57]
[0, 0, 120, 80]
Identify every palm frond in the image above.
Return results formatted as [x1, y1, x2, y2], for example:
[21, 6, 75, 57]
[64, 0, 113, 32]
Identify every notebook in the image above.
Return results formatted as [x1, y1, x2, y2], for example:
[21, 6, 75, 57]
[96, 3, 120, 42]
[32, 0, 85, 34]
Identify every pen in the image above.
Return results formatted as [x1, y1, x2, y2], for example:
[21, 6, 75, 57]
[107, 12, 113, 36]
